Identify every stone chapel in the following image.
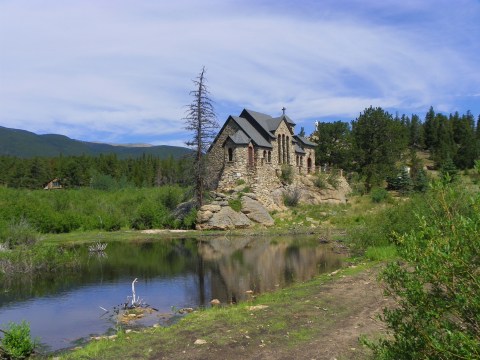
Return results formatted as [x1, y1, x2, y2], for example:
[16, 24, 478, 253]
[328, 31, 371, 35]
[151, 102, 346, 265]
[208, 108, 316, 198]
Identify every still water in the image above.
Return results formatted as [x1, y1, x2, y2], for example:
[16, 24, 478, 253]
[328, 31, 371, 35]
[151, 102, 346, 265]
[0, 235, 343, 352]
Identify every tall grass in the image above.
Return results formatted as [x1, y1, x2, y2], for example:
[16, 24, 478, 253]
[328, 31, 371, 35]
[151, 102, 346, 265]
[349, 182, 475, 250]
[0, 186, 194, 234]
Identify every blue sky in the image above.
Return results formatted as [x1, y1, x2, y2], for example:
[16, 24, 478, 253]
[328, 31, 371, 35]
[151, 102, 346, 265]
[1, 0, 480, 146]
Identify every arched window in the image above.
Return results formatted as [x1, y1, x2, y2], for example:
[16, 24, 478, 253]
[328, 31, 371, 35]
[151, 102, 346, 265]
[228, 148, 234, 162]
[248, 146, 254, 167]
[307, 157, 312, 173]
[278, 135, 282, 163]
[268, 151, 271, 163]
[286, 136, 290, 164]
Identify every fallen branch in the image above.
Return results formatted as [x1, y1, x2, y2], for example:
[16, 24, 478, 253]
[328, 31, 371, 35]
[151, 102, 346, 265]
[88, 242, 107, 252]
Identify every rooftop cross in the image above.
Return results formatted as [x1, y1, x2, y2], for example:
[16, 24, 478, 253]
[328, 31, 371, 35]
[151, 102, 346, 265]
[282, 107, 286, 115]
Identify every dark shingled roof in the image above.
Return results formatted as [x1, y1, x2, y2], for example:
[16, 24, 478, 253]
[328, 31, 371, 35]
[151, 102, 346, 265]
[264, 117, 283, 132]
[241, 109, 276, 139]
[282, 114, 296, 126]
[242, 109, 272, 122]
[227, 129, 250, 145]
[209, 109, 303, 153]
[295, 144, 306, 154]
[231, 116, 272, 148]
[294, 135, 316, 147]
[242, 109, 295, 137]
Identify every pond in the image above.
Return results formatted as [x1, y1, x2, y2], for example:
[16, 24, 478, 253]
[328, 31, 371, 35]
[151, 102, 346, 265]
[0, 235, 344, 352]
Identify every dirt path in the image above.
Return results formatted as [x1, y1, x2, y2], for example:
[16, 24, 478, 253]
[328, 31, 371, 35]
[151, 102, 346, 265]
[257, 268, 389, 360]
[149, 267, 389, 360]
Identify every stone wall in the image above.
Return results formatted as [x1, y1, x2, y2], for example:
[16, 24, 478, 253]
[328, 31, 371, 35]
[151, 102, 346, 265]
[217, 144, 250, 189]
[208, 119, 241, 189]
[272, 121, 295, 168]
[293, 147, 316, 175]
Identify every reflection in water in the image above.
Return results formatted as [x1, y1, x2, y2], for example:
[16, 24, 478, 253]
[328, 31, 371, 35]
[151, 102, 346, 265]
[0, 235, 343, 351]
[197, 237, 342, 304]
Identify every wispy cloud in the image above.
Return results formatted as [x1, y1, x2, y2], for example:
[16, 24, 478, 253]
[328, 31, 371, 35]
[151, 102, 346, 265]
[1, 0, 479, 143]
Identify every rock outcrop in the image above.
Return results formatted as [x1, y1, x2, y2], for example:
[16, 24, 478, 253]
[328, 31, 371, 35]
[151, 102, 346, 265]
[241, 195, 274, 226]
[196, 191, 274, 230]
[196, 204, 251, 230]
[196, 173, 351, 230]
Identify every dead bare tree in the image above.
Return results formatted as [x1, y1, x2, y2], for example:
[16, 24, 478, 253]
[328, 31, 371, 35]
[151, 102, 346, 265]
[184, 66, 219, 207]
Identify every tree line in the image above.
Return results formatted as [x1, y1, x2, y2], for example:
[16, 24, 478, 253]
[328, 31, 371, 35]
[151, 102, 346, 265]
[313, 106, 480, 191]
[0, 153, 194, 190]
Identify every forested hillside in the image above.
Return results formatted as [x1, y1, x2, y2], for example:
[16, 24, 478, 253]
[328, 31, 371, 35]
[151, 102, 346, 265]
[0, 154, 193, 189]
[313, 106, 480, 191]
[0, 126, 192, 159]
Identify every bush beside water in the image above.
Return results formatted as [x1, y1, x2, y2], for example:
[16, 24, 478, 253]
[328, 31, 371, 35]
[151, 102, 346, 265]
[0, 186, 194, 235]
[367, 182, 480, 358]
[0, 321, 36, 359]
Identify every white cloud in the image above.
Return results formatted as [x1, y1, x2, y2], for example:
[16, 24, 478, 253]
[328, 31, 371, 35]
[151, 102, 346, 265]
[1, 0, 480, 143]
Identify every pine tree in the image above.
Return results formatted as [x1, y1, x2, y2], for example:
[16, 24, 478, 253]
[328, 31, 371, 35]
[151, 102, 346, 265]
[184, 66, 219, 207]
[409, 114, 424, 148]
[476, 115, 480, 140]
[298, 126, 306, 137]
[454, 111, 477, 169]
[423, 106, 437, 150]
[313, 120, 352, 170]
[351, 106, 408, 191]
[433, 114, 455, 168]
[440, 157, 458, 183]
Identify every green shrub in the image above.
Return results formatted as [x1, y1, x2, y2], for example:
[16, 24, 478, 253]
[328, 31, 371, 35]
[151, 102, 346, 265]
[156, 186, 184, 210]
[387, 167, 413, 195]
[0, 243, 80, 276]
[89, 171, 117, 191]
[351, 192, 430, 249]
[314, 171, 341, 190]
[280, 164, 294, 184]
[131, 200, 171, 230]
[471, 159, 480, 184]
[0, 218, 40, 249]
[180, 208, 197, 229]
[235, 179, 246, 186]
[327, 172, 340, 189]
[0, 321, 36, 359]
[364, 245, 397, 261]
[370, 187, 389, 203]
[228, 198, 242, 212]
[283, 188, 301, 207]
[412, 168, 429, 192]
[440, 157, 458, 184]
[313, 174, 328, 189]
[347, 172, 366, 195]
[368, 182, 480, 359]
[0, 186, 195, 233]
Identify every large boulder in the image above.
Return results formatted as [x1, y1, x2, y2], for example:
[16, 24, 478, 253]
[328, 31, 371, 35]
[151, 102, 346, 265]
[241, 196, 274, 226]
[196, 210, 214, 223]
[200, 204, 221, 212]
[172, 201, 196, 222]
[196, 206, 251, 230]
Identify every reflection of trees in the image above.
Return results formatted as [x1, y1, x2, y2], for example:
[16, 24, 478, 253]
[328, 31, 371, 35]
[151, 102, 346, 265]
[197, 237, 343, 303]
[196, 241, 206, 306]
[1, 237, 343, 309]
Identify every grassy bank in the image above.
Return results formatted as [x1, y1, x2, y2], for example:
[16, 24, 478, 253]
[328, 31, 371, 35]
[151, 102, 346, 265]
[0, 186, 195, 235]
[58, 181, 479, 359]
[59, 262, 377, 360]
[0, 186, 197, 277]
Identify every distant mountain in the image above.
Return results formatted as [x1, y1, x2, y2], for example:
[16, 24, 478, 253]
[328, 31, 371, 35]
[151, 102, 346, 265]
[0, 126, 192, 159]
